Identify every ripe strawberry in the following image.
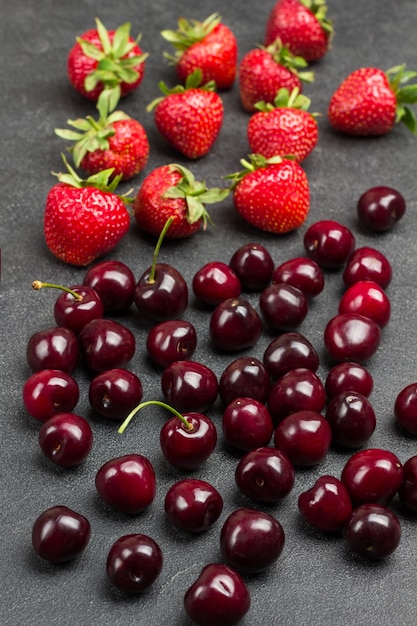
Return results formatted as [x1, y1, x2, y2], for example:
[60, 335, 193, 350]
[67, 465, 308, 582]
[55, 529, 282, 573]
[238, 39, 314, 113]
[227, 154, 310, 234]
[247, 87, 319, 162]
[67, 18, 148, 109]
[148, 70, 224, 159]
[328, 64, 417, 136]
[44, 157, 131, 266]
[55, 98, 149, 181]
[265, 0, 333, 62]
[134, 163, 229, 239]
[161, 13, 238, 90]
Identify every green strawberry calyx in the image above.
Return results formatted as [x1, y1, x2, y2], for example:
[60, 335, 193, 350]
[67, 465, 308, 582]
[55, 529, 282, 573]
[300, 0, 334, 37]
[161, 12, 221, 64]
[226, 154, 288, 189]
[254, 87, 314, 113]
[264, 39, 314, 84]
[386, 64, 417, 134]
[146, 69, 216, 111]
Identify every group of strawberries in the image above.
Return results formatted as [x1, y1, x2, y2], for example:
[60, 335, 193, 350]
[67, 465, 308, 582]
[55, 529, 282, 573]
[44, 0, 417, 268]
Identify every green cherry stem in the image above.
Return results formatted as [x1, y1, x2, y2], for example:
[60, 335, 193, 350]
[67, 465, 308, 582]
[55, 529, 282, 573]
[148, 216, 175, 283]
[118, 399, 193, 434]
[32, 280, 83, 301]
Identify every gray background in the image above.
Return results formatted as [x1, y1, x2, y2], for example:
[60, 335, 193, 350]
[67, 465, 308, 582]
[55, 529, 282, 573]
[1, 1, 417, 624]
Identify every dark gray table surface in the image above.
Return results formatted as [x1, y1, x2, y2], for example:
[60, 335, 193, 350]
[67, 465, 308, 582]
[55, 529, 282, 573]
[2, 1, 417, 624]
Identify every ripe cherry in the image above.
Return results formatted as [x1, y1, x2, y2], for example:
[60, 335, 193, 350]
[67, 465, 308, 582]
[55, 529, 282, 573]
[106, 534, 163, 593]
[263, 331, 320, 380]
[79, 318, 136, 372]
[341, 448, 403, 506]
[192, 261, 241, 306]
[325, 361, 373, 399]
[398, 455, 417, 512]
[303, 220, 355, 269]
[342, 246, 392, 289]
[146, 319, 197, 368]
[267, 367, 326, 425]
[23, 369, 79, 422]
[338, 280, 391, 327]
[326, 391, 376, 449]
[229, 242, 274, 291]
[260, 282, 308, 331]
[209, 297, 262, 352]
[164, 478, 223, 533]
[298, 475, 352, 532]
[324, 313, 381, 363]
[357, 185, 406, 232]
[394, 382, 417, 435]
[222, 397, 274, 451]
[83, 259, 136, 312]
[32, 505, 91, 563]
[38, 412, 93, 467]
[160, 360, 218, 413]
[26, 326, 79, 373]
[219, 356, 270, 405]
[274, 410, 332, 467]
[235, 447, 295, 503]
[88, 368, 143, 421]
[272, 257, 324, 298]
[344, 503, 401, 560]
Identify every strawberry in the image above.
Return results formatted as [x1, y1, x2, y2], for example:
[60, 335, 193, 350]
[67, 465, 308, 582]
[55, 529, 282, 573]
[227, 154, 310, 234]
[247, 87, 319, 162]
[67, 18, 148, 109]
[148, 70, 224, 159]
[161, 13, 238, 90]
[44, 157, 131, 266]
[265, 0, 333, 62]
[55, 98, 149, 181]
[238, 39, 314, 113]
[133, 163, 229, 239]
[328, 64, 417, 136]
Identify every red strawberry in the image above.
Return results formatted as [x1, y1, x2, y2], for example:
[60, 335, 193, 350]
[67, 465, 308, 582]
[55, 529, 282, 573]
[247, 87, 319, 162]
[148, 70, 224, 159]
[55, 98, 149, 181]
[134, 163, 229, 239]
[328, 65, 417, 136]
[227, 154, 310, 234]
[67, 18, 148, 108]
[44, 157, 131, 266]
[265, 0, 333, 62]
[161, 13, 238, 90]
[238, 39, 314, 113]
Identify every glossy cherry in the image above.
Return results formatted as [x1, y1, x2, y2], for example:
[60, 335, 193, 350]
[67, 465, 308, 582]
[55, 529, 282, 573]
[298, 475, 352, 532]
[161, 360, 218, 413]
[341, 448, 403, 506]
[83, 259, 136, 312]
[79, 318, 136, 372]
[357, 185, 406, 232]
[263, 332, 320, 380]
[32, 505, 91, 563]
[220, 508, 285, 574]
[88, 368, 143, 421]
[344, 503, 401, 560]
[235, 447, 295, 503]
[260, 282, 308, 331]
[219, 356, 270, 406]
[272, 257, 324, 298]
[209, 297, 262, 352]
[338, 280, 391, 327]
[342, 246, 392, 289]
[229, 242, 274, 291]
[23, 369, 79, 422]
[324, 313, 381, 363]
[303, 220, 355, 269]
[26, 326, 79, 373]
[274, 410, 332, 467]
[398, 455, 417, 512]
[146, 319, 197, 368]
[106, 534, 163, 593]
[325, 361, 373, 399]
[267, 367, 326, 425]
[38, 412, 93, 467]
[164, 478, 223, 533]
[192, 261, 241, 306]
[326, 391, 376, 449]
[222, 397, 274, 451]
[394, 382, 417, 435]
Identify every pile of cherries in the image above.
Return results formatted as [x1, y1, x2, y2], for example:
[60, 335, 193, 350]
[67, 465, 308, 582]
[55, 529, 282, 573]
[24, 186, 417, 625]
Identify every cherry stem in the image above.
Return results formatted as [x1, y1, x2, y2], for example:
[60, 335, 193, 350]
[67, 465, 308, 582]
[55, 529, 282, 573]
[148, 216, 174, 283]
[118, 399, 193, 434]
[32, 280, 83, 301]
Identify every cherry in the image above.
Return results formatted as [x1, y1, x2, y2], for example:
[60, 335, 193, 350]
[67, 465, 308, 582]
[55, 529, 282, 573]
[209, 297, 262, 352]
[220, 508, 285, 574]
[32, 505, 91, 563]
[274, 410, 332, 467]
[342, 246, 392, 289]
[260, 282, 308, 331]
[106, 534, 163, 593]
[235, 447, 295, 503]
[88, 368, 143, 421]
[398, 455, 417, 512]
[303, 220, 355, 269]
[26, 326, 79, 373]
[192, 261, 241, 306]
[164, 478, 223, 533]
[219, 356, 270, 406]
[326, 391, 376, 449]
[263, 331, 320, 380]
[357, 185, 406, 232]
[338, 280, 391, 327]
[38, 412, 93, 467]
[272, 257, 324, 298]
[323, 313, 381, 363]
[298, 475, 352, 532]
[344, 503, 401, 560]
[146, 319, 197, 368]
[23, 369, 79, 422]
[222, 397, 274, 451]
[78, 318, 136, 372]
[160, 360, 218, 413]
[184, 563, 251, 626]
[95, 453, 156, 514]
[267, 367, 326, 425]
[341, 448, 403, 506]
[394, 382, 417, 435]
[325, 361, 373, 399]
[83, 259, 136, 312]
[229, 242, 274, 291]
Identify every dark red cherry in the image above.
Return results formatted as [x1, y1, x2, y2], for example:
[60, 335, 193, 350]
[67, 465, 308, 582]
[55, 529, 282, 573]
[134, 262, 188, 322]
[192, 261, 241, 306]
[26, 326, 79, 373]
[324, 313, 381, 363]
[394, 382, 417, 435]
[38, 412, 93, 467]
[274, 410, 332, 467]
[341, 448, 403, 506]
[338, 280, 391, 327]
[398, 455, 417, 512]
[260, 282, 308, 331]
[184, 563, 251, 626]
[23, 369, 79, 422]
[220, 508, 285, 574]
[222, 397, 274, 451]
[164, 478, 223, 533]
[95, 453, 156, 514]
[83, 259, 136, 312]
[263, 332, 319, 380]
[272, 257, 324, 298]
[79, 318, 136, 372]
[161, 360, 218, 413]
[229, 242, 274, 291]
[342, 246, 392, 289]
[32, 505, 91, 563]
[235, 447, 295, 503]
[146, 320, 197, 368]
[209, 297, 262, 352]
[303, 220, 355, 269]
[88, 368, 143, 420]
[298, 475, 352, 532]
[357, 186, 406, 232]
[326, 391, 376, 449]
[160, 412, 217, 470]
[219, 356, 270, 406]
[267, 367, 326, 425]
[344, 503, 401, 560]
[106, 534, 163, 593]
[325, 361, 373, 399]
